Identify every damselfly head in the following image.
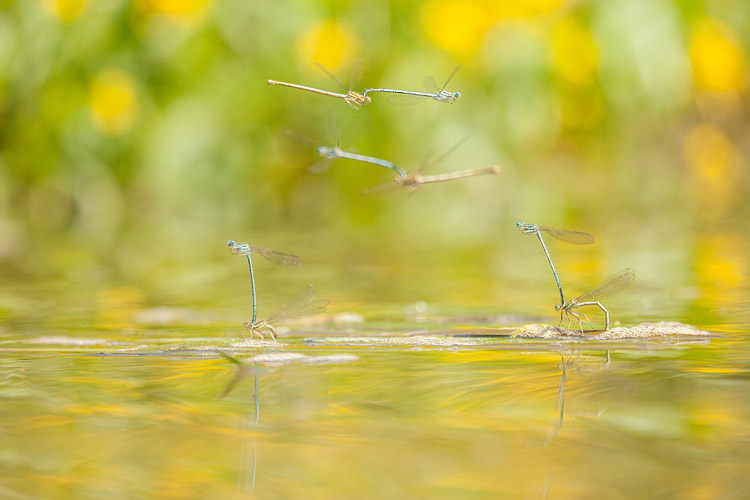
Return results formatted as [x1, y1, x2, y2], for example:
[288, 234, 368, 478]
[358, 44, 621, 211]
[227, 240, 236, 247]
[436, 90, 461, 103]
[317, 146, 338, 159]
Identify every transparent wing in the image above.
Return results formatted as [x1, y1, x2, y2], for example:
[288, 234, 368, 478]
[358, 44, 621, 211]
[361, 181, 400, 195]
[386, 93, 429, 106]
[423, 76, 439, 93]
[284, 129, 324, 150]
[574, 268, 636, 303]
[315, 62, 347, 91]
[284, 129, 335, 173]
[308, 158, 334, 174]
[325, 112, 340, 148]
[265, 284, 329, 323]
[539, 226, 595, 245]
[420, 134, 470, 174]
[247, 245, 302, 267]
[348, 58, 365, 91]
[439, 66, 461, 92]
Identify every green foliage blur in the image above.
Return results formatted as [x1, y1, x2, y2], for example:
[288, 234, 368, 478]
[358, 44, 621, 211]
[1, 0, 749, 325]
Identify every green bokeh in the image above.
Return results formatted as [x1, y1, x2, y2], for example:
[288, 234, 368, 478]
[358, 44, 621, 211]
[0, 0, 749, 326]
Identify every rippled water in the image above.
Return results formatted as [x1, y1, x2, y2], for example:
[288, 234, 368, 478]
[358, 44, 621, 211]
[3, 324, 750, 499]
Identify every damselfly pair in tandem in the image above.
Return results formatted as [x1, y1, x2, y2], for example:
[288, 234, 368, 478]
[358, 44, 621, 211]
[268, 59, 461, 110]
[228, 240, 327, 341]
[517, 222, 635, 333]
[286, 117, 500, 193]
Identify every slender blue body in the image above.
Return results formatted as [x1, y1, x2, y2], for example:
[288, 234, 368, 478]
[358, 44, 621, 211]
[535, 232, 565, 307]
[228, 239, 302, 329]
[246, 253, 256, 324]
[317, 146, 407, 178]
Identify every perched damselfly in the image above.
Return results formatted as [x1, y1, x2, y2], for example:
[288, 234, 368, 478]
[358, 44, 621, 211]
[228, 240, 302, 324]
[244, 284, 328, 341]
[556, 268, 636, 333]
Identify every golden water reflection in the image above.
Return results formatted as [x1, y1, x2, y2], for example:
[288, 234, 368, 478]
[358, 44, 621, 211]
[2, 336, 749, 499]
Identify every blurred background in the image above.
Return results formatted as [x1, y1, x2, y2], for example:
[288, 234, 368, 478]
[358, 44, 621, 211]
[1, 0, 749, 335]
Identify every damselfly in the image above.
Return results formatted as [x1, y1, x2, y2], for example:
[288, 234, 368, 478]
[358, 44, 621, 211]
[228, 240, 302, 325]
[285, 116, 407, 178]
[390, 166, 501, 192]
[516, 222, 595, 308]
[362, 135, 499, 193]
[363, 67, 462, 105]
[268, 59, 371, 110]
[244, 284, 328, 341]
[556, 268, 636, 333]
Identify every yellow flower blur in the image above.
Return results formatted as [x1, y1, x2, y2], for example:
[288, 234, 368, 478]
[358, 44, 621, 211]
[550, 18, 598, 86]
[420, 0, 493, 58]
[89, 69, 138, 136]
[296, 21, 361, 72]
[689, 17, 748, 94]
[39, 0, 87, 22]
[683, 123, 742, 213]
[492, 0, 564, 21]
[135, 0, 211, 23]
[696, 233, 746, 306]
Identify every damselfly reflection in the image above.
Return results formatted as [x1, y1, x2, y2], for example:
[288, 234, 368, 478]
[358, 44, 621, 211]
[268, 59, 370, 110]
[218, 352, 267, 494]
[363, 66, 462, 105]
[228, 240, 302, 324]
[244, 284, 328, 341]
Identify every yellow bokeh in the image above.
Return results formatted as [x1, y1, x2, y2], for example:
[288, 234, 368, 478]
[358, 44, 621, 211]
[95, 286, 145, 330]
[39, 0, 87, 22]
[296, 21, 361, 72]
[695, 233, 745, 305]
[550, 17, 598, 86]
[689, 17, 748, 93]
[683, 123, 742, 212]
[420, 0, 494, 58]
[492, 0, 565, 21]
[135, 0, 211, 23]
[89, 69, 137, 136]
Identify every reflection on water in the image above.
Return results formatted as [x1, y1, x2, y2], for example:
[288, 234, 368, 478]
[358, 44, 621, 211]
[222, 362, 260, 494]
[1, 330, 749, 498]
